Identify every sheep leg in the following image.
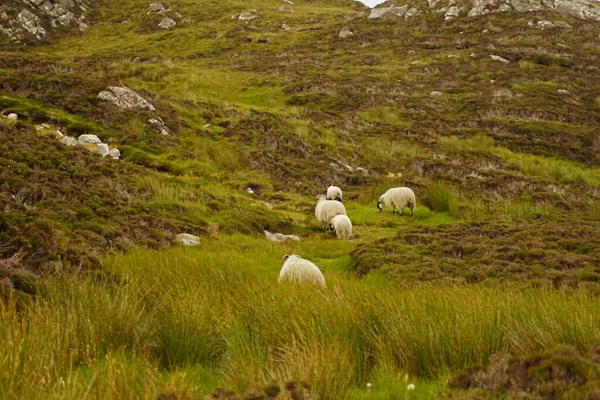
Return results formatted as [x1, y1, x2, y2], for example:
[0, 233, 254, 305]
[399, 208, 404, 216]
[410, 206, 413, 217]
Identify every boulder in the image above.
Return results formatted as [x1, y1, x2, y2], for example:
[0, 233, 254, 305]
[528, 20, 572, 29]
[6, 113, 18, 120]
[82, 143, 98, 153]
[109, 148, 121, 159]
[16, 9, 46, 38]
[158, 17, 176, 29]
[279, 5, 293, 13]
[96, 143, 110, 157]
[61, 136, 77, 146]
[97, 86, 155, 111]
[445, 6, 460, 20]
[264, 231, 301, 243]
[77, 134, 101, 144]
[175, 233, 201, 246]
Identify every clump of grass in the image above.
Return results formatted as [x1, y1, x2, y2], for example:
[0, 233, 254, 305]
[421, 183, 455, 213]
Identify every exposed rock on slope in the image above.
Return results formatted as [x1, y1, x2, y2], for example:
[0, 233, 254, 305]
[0, 0, 92, 43]
[370, 0, 600, 21]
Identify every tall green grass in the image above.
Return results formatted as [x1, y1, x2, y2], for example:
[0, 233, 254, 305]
[3, 237, 600, 399]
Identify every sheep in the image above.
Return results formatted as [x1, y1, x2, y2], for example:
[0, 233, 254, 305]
[326, 185, 343, 203]
[278, 254, 326, 287]
[315, 195, 347, 230]
[329, 214, 352, 240]
[377, 187, 416, 216]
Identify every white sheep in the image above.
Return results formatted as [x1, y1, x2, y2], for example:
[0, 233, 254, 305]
[326, 185, 343, 203]
[329, 214, 352, 240]
[278, 254, 326, 287]
[315, 195, 347, 230]
[377, 187, 416, 216]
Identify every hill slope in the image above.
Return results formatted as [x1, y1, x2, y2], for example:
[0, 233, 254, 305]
[1, 0, 600, 398]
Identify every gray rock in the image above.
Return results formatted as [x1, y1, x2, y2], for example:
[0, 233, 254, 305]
[339, 28, 353, 38]
[281, 23, 290, 30]
[150, 3, 165, 12]
[98, 86, 155, 111]
[158, 17, 176, 29]
[237, 10, 257, 21]
[77, 134, 101, 145]
[279, 5, 293, 13]
[465, 0, 600, 20]
[175, 233, 200, 246]
[109, 148, 121, 159]
[96, 143, 110, 157]
[430, 91, 443, 96]
[264, 230, 301, 243]
[445, 6, 460, 20]
[16, 9, 46, 38]
[6, 113, 18, 120]
[368, 6, 409, 19]
[147, 117, 170, 136]
[490, 54, 510, 63]
[61, 136, 77, 146]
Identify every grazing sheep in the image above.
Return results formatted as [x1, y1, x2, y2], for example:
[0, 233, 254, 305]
[329, 214, 352, 240]
[326, 185, 343, 203]
[278, 254, 326, 287]
[377, 187, 416, 216]
[315, 195, 347, 230]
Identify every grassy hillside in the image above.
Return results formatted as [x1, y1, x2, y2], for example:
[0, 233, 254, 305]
[1, 0, 600, 398]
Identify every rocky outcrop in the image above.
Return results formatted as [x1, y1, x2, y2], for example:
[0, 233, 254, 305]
[369, 0, 600, 22]
[97, 86, 156, 111]
[0, 0, 91, 43]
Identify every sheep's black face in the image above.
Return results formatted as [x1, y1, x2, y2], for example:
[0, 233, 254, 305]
[377, 201, 383, 212]
[329, 223, 334, 231]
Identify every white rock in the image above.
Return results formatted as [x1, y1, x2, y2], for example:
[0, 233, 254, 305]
[279, 5, 293, 13]
[339, 28, 353, 39]
[238, 11, 257, 21]
[109, 148, 121, 159]
[281, 23, 290, 31]
[430, 91, 442, 96]
[407, 383, 416, 391]
[61, 136, 77, 146]
[490, 54, 510, 63]
[150, 3, 165, 12]
[445, 6, 460, 20]
[77, 134, 101, 144]
[158, 17, 176, 29]
[246, 188, 255, 194]
[558, 89, 570, 95]
[264, 230, 301, 242]
[283, 0, 294, 3]
[6, 113, 18, 120]
[175, 233, 201, 246]
[98, 86, 155, 111]
[96, 143, 110, 157]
